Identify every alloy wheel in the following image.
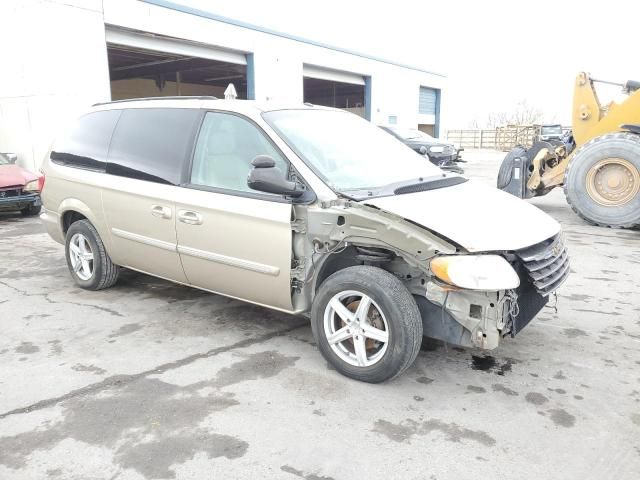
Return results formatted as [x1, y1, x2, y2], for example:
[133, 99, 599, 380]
[69, 233, 94, 281]
[323, 290, 390, 367]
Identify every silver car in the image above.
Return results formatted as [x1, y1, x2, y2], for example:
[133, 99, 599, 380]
[40, 98, 569, 383]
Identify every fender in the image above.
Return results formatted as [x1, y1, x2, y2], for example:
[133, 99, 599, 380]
[58, 197, 115, 257]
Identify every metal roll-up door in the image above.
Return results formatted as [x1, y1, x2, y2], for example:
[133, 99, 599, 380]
[105, 28, 247, 65]
[302, 65, 365, 85]
[419, 87, 437, 115]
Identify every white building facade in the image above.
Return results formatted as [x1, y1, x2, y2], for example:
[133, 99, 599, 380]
[0, 0, 446, 171]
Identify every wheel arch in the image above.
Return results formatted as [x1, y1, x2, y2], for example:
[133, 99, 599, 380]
[57, 198, 115, 256]
[58, 198, 97, 234]
[310, 244, 426, 300]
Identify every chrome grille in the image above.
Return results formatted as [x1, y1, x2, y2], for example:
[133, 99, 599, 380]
[516, 234, 570, 296]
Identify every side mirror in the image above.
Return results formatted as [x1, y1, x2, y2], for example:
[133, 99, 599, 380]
[0, 153, 18, 164]
[419, 146, 428, 155]
[247, 155, 304, 198]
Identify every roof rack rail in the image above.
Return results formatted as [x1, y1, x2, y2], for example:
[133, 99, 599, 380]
[92, 96, 219, 107]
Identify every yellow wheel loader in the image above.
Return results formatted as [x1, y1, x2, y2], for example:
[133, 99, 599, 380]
[497, 72, 640, 227]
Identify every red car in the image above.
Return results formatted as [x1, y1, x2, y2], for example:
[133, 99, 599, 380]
[0, 153, 43, 216]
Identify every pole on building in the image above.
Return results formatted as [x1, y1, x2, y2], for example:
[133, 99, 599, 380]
[224, 83, 238, 100]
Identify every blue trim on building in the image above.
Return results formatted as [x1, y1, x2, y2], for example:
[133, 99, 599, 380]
[246, 53, 255, 100]
[141, 0, 444, 77]
[364, 76, 372, 121]
[434, 89, 441, 137]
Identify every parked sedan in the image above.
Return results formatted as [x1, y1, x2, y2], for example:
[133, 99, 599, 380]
[379, 126, 463, 165]
[0, 153, 44, 216]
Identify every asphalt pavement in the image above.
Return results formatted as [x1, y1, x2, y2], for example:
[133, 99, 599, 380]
[1, 150, 639, 480]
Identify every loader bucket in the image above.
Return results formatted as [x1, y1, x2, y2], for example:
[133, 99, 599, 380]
[497, 146, 528, 198]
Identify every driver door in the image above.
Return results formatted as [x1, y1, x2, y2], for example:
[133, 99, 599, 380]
[175, 111, 294, 311]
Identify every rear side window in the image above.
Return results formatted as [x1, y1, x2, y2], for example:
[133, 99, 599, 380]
[50, 110, 121, 172]
[107, 108, 200, 185]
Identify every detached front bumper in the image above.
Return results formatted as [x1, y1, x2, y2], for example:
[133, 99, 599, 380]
[417, 284, 511, 350]
[417, 234, 569, 350]
[0, 193, 41, 212]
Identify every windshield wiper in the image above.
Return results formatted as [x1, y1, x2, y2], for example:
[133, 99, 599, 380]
[372, 174, 467, 198]
[392, 175, 467, 195]
[338, 174, 467, 201]
[337, 187, 380, 200]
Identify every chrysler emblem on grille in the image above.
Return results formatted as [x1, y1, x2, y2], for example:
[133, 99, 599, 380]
[0, 191, 5, 197]
[551, 243, 561, 257]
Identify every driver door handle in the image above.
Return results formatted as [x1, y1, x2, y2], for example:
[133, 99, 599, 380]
[178, 210, 203, 225]
[151, 205, 172, 219]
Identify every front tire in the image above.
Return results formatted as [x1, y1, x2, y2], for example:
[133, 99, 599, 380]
[65, 219, 120, 290]
[311, 266, 423, 383]
[564, 132, 640, 228]
[20, 204, 41, 216]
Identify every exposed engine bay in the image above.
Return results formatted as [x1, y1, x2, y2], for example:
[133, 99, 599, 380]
[289, 199, 566, 350]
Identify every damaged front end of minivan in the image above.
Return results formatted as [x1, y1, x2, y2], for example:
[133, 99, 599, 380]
[291, 199, 569, 351]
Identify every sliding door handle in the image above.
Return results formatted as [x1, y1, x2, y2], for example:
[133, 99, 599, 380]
[178, 210, 203, 225]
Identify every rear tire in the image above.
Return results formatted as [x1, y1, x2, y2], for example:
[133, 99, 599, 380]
[65, 219, 120, 290]
[311, 265, 423, 383]
[564, 133, 640, 228]
[20, 204, 41, 216]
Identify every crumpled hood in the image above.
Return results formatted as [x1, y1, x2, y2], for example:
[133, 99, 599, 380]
[366, 180, 560, 252]
[0, 164, 37, 188]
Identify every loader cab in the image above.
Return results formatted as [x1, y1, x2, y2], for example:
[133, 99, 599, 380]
[536, 124, 564, 142]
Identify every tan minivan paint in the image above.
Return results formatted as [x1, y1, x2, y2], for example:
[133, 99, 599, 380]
[40, 98, 568, 382]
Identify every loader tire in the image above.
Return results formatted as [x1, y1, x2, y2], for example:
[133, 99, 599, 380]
[564, 132, 640, 228]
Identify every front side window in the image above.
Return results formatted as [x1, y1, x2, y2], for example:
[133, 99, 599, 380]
[50, 110, 121, 171]
[541, 125, 563, 135]
[190, 112, 287, 194]
[107, 108, 200, 185]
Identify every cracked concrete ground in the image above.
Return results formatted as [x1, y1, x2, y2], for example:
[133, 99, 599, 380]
[1, 150, 639, 480]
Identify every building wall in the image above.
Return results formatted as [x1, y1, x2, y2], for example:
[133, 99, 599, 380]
[0, 0, 111, 171]
[0, 0, 445, 171]
[104, 0, 445, 127]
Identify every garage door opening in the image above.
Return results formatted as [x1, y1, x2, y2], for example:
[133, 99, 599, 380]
[107, 44, 248, 101]
[418, 86, 440, 137]
[418, 124, 435, 136]
[303, 71, 367, 118]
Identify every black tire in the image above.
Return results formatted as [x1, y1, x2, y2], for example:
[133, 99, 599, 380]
[65, 219, 119, 290]
[564, 132, 640, 228]
[20, 204, 41, 216]
[311, 265, 423, 383]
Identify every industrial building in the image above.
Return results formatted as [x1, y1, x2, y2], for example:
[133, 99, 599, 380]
[0, 0, 446, 171]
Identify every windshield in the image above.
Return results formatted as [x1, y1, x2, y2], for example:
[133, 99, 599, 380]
[264, 109, 441, 192]
[0, 154, 10, 165]
[541, 125, 563, 135]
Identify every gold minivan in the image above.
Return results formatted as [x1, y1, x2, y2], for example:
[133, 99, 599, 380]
[41, 98, 569, 383]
